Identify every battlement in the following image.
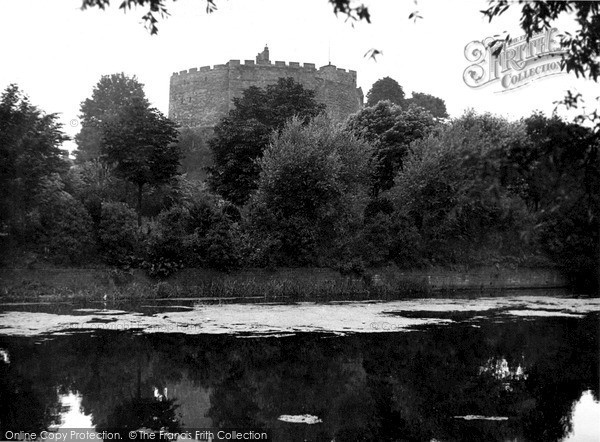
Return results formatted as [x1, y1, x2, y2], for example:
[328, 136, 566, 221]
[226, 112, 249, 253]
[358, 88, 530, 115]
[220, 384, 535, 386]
[172, 60, 355, 79]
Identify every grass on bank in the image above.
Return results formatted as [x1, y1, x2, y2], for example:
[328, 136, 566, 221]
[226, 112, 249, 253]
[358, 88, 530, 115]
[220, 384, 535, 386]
[0, 275, 430, 303]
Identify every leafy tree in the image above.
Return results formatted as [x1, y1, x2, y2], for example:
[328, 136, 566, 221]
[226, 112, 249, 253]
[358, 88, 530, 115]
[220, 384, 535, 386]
[144, 195, 241, 276]
[365, 77, 405, 107]
[97, 202, 140, 266]
[75, 73, 149, 163]
[390, 111, 532, 264]
[248, 115, 371, 266]
[31, 174, 96, 264]
[346, 100, 435, 195]
[507, 113, 596, 211]
[101, 97, 180, 225]
[0, 85, 69, 245]
[208, 77, 325, 205]
[505, 113, 599, 288]
[406, 92, 448, 119]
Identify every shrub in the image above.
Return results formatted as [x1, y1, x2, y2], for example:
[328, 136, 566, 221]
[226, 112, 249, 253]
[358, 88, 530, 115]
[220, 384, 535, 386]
[390, 111, 532, 265]
[537, 198, 599, 290]
[98, 202, 140, 266]
[142, 206, 190, 277]
[196, 221, 242, 271]
[33, 175, 96, 264]
[142, 198, 242, 277]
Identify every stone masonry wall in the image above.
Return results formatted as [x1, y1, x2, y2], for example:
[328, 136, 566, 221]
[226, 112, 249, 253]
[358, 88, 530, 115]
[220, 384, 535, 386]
[169, 58, 363, 130]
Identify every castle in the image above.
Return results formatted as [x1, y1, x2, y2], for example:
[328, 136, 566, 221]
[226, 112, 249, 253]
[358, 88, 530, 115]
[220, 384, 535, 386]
[169, 46, 364, 130]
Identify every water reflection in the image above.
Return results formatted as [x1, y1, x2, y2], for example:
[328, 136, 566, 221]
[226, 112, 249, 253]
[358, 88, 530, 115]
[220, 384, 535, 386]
[0, 313, 598, 441]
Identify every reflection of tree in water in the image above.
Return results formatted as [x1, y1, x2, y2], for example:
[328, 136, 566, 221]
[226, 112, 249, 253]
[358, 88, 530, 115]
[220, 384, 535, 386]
[0, 333, 183, 440]
[0, 339, 62, 435]
[0, 313, 598, 441]
[203, 338, 376, 441]
[94, 358, 181, 441]
[96, 392, 180, 441]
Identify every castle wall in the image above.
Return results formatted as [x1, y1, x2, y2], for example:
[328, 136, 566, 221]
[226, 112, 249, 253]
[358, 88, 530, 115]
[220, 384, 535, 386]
[169, 60, 363, 130]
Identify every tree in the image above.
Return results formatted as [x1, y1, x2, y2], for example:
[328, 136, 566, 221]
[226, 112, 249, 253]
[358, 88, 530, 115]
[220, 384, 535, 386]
[0, 85, 69, 245]
[248, 115, 371, 266]
[365, 77, 405, 107]
[346, 100, 435, 195]
[97, 202, 140, 266]
[481, 2, 600, 288]
[75, 73, 149, 163]
[390, 111, 531, 264]
[505, 113, 599, 288]
[32, 174, 96, 264]
[406, 92, 448, 119]
[101, 97, 180, 225]
[208, 77, 325, 205]
[144, 194, 241, 275]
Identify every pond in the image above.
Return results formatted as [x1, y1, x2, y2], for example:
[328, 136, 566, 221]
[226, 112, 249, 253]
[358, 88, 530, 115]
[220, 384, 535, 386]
[0, 292, 599, 441]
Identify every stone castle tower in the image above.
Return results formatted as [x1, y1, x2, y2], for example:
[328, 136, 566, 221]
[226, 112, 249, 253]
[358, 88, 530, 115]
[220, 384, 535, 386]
[169, 46, 364, 130]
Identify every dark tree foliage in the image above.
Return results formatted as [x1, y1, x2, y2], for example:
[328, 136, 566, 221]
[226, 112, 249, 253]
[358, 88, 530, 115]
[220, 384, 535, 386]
[506, 113, 599, 289]
[75, 73, 149, 163]
[208, 77, 325, 206]
[406, 92, 448, 119]
[346, 100, 435, 196]
[365, 77, 405, 107]
[144, 196, 241, 276]
[32, 175, 96, 264]
[0, 85, 69, 241]
[101, 97, 180, 225]
[507, 113, 596, 211]
[391, 111, 532, 265]
[97, 202, 140, 266]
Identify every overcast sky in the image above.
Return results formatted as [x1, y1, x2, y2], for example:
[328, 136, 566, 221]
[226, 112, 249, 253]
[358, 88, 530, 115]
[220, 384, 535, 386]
[0, 0, 597, 151]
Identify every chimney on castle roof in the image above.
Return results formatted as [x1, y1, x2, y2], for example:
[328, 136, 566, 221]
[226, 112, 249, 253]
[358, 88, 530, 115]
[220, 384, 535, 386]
[256, 45, 270, 64]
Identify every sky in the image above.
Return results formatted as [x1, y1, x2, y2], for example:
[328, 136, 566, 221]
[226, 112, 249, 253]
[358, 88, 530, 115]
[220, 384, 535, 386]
[0, 0, 598, 152]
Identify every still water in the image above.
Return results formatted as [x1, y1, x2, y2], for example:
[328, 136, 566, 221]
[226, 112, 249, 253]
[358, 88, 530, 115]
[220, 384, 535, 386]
[0, 293, 599, 441]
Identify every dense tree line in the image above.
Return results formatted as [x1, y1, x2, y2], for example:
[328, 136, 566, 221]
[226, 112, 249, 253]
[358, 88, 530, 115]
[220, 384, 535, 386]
[0, 75, 597, 289]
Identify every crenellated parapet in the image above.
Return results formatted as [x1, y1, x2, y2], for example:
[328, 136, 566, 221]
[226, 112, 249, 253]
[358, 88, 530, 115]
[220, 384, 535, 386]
[171, 60, 357, 84]
[169, 47, 363, 130]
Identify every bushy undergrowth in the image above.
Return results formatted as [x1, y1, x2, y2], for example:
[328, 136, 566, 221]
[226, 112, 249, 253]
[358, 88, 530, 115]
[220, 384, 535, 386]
[98, 202, 140, 266]
[142, 197, 242, 277]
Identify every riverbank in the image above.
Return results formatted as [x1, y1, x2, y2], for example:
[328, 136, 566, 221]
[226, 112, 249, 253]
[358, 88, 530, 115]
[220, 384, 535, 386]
[0, 266, 571, 302]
